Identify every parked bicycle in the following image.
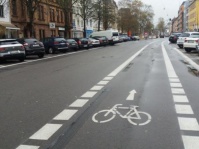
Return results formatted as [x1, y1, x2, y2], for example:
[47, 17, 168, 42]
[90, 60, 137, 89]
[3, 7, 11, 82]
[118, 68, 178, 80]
[92, 104, 151, 126]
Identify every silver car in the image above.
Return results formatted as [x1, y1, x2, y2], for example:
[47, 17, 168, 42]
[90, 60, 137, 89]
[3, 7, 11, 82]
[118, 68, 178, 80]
[0, 39, 26, 62]
[177, 32, 198, 49]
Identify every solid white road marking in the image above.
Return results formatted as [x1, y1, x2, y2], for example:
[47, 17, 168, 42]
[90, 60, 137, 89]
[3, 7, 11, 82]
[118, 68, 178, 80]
[81, 91, 97, 98]
[178, 117, 199, 131]
[53, 109, 78, 120]
[126, 90, 137, 100]
[16, 145, 40, 149]
[182, 135, 199, 149]
[90, 86, 104, 91]
[169, 78, 180, 83]
[103, 77, 113, 81]
[173, 95, 189, 103]
[171, 88, 185, 94]
[97, 81, 109, 85]
[69, 99, 89, 107]
[175, 105, 194, 114]
[170, 83, 182, 88]
[29, 124, 62, 140]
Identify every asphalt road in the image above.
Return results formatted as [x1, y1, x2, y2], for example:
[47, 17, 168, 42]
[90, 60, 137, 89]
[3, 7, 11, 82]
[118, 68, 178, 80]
[0, 39, 199, 149]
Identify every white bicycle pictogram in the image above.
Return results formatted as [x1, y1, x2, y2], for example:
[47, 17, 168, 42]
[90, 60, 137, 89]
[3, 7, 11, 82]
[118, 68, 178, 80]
[92, 104, 151, 126]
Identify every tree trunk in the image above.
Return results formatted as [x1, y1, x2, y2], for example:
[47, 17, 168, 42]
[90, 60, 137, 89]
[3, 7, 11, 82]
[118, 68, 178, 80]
[83, 18, 86, 38]
[64, 12, 68, 38]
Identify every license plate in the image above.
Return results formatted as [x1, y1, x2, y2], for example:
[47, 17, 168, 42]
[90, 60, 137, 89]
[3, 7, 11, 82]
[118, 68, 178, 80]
[188, 41, 194, 43]
[33, 44, 39, 47]
[60, 43, 65, 45]
[72, 44, 75, 45]
[84, 45, 87, 47]
[10, 51, 18, 54]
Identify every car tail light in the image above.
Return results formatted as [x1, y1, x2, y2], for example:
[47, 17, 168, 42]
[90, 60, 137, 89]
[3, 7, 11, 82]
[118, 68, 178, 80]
[23, 43, 28, 46]
[99, 39, 102, 43]
[66, 43, 69, 46]
[196, 40, 199, 43]
[54, 42, 59, 44]
[78, 41, 81, 45]
[184, 39, 187, 42]
[0, 47, 5, 51]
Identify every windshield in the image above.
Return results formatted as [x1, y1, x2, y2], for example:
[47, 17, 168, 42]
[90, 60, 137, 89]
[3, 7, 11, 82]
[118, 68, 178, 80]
[113, 32, 119, 36]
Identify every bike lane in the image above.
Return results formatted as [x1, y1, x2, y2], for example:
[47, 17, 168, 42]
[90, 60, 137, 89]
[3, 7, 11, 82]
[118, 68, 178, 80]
[53, 41, 184, 149]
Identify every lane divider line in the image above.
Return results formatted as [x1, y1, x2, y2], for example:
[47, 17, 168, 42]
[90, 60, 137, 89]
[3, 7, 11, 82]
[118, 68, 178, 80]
[17, 41, 156, 148]
[29, 124, 62, 140]
[69, 99, 89, 108]
[16, 145, 40, 149]
[162, 42, 199, 149]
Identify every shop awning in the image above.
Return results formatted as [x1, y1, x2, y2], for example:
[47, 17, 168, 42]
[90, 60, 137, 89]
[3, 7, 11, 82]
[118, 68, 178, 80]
[0, 22, 20, 30]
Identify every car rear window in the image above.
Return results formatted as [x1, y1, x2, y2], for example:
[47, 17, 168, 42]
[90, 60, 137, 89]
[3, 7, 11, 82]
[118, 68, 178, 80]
[24, 39, 38, 43]
[113, 32, 119, 36]
[54, 38, 66, 42]
[0, 40, 19, 45]
[190, 33, 199, 38]
[180, 33, 190, 37]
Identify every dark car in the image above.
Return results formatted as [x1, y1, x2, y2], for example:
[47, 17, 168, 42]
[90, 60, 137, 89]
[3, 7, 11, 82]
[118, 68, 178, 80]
[80, 38, 92, 49]
[42, 37, 69, 54]
[92, 36, 109, 46]
[72, 38, 82, 49]
[17, 38, 45, 58]
[0, 39, 25, 62]
[66, 39, 79, 50]
[169, 33, 182, 43]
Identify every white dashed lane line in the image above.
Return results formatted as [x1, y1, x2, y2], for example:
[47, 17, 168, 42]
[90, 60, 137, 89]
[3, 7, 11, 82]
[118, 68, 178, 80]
[69, 99, 89, 108]
[53, 109, 78, 121]
[162, 42, 199, 149]
[16, 145, 40, 149]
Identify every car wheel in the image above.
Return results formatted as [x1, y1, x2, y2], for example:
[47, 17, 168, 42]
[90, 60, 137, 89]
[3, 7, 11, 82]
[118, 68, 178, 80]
[38, 53, 44, 58]
[48, 47, 54, 54]
[19, 57, 25, 62]
[185, 48, 191, 53]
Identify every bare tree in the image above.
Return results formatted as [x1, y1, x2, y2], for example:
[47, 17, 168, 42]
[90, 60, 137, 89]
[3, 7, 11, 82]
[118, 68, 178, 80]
[92, 0, 103, 31]
[157, 17, 165, 32]
[56, 0, 78, 38]
[76, 0, 94, 37]
[21, 0, 42, 37]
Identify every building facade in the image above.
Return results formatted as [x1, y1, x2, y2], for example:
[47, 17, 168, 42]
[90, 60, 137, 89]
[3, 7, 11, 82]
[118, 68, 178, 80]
[10, 0, 72, 40]
[177, 2, 185, 32]
[0, 0, 19, 38]
[188, 0, 199, 31]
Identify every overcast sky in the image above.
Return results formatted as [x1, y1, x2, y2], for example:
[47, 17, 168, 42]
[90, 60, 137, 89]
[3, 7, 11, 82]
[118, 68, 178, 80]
[115, 0, 186, 25]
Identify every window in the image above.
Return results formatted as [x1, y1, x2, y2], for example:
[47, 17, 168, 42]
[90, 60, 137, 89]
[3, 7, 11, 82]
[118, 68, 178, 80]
[0, 5, 3, 17]
[57, 9, 60, 22]
[50, 8, 55, 21]
[38, 5, 44, 20]
[51, 30, 56, 36]
[60, 11, 64, 23]
[12, 0, 17, 15]
[39, 29, 45, 41]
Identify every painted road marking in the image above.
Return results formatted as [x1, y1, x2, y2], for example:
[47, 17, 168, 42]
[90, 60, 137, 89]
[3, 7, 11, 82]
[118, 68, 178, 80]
[16, 145, 40, 149]
[53, 109, 78, 120]
[173, 95, 189, 103]
[170, 83, 182, 88]
[175, 105, 194, 114]
[103, 77, 113, 81]
[90, 86, 104, 91]
[171, 88, 185, 94]
[169, 78, 180, 83]
[178, 117, 199, 131]
[81, 91, 97, 98]
[182, 135, 199, 149]
[126, 90, 137, 101]
[29, 124, 62, 140]
[97, 81, 109, 85]
[69, 99, 89, 108]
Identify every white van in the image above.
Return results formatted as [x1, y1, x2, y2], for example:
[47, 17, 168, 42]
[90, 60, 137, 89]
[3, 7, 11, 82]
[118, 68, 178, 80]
[90, 29, 119, 45]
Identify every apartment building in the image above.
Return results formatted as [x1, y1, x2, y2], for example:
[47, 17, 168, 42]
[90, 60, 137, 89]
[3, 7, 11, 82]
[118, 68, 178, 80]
[188, 0, 199, 31]
[177, 2, 185, 32]
[11, 0, 72, 40]
[0, 0, 19, 38]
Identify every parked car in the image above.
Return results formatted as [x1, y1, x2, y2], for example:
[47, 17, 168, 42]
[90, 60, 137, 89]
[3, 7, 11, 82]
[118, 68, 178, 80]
[0, 39, 25, 62]
[72, 38, 82, 49]
[17, 38, 45, 58]
[80, 38, 93, 49]
[66, 39, 79, 50]
[119, 35, 129, 42]
[177, 32, 198, 48]
[88, 38, 100, 47]
[131, 36, 140, 41]
[41, 37, 69, 54]
[169, 33, 182, 43]
[183, 33, 199, 53]
[92, 36, 109, 46]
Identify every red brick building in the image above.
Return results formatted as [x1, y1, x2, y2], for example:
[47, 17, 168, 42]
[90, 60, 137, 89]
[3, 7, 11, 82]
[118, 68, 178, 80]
[10, 0, 72, 40]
